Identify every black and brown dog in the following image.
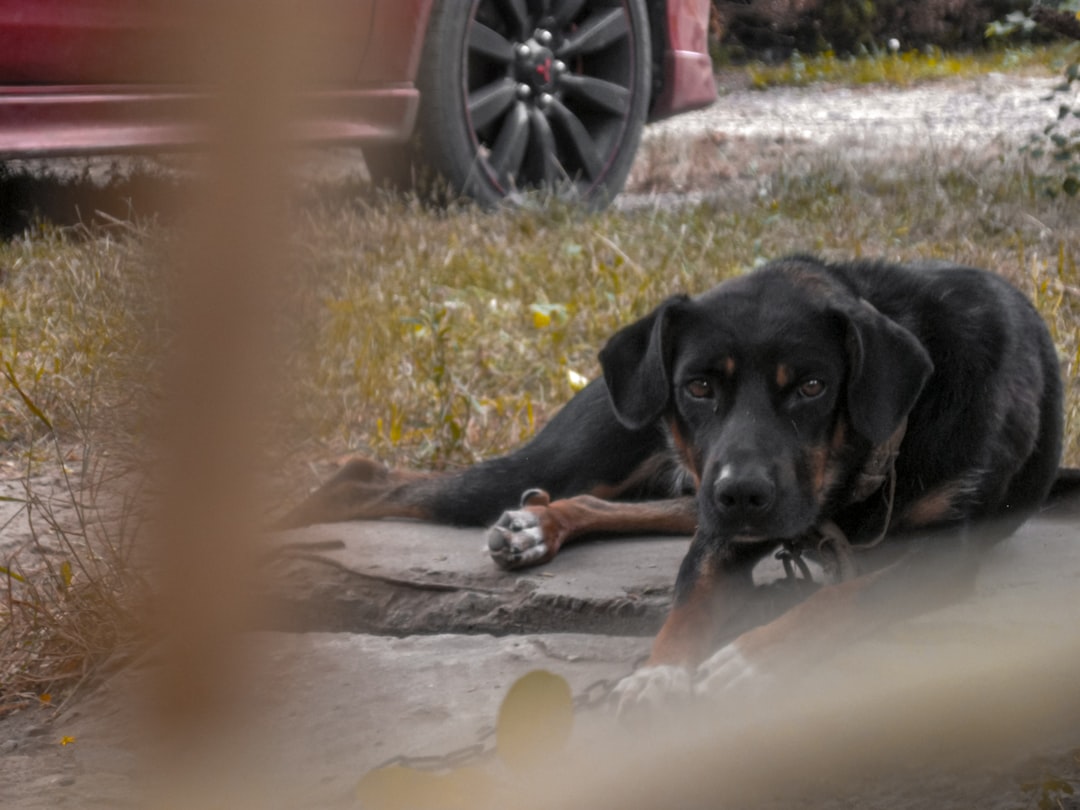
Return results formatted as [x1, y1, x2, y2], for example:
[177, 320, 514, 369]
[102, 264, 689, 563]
[281, 255, 1071, 704]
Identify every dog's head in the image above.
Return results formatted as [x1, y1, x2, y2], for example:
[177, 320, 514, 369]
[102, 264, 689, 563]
[599, 259, 933, 542]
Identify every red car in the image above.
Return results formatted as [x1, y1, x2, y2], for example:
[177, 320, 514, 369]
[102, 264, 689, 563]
[0, 0, 715, 207]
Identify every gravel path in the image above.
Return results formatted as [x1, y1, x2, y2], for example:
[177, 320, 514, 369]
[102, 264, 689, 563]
[621, 72, 1069, 203]
[648, 73, 1062, 154]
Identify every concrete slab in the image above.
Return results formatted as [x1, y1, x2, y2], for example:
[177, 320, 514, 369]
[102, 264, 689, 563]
[265, 499, 1080, 640]
[267, 520, 691, 636]
[3, 502, 1078, 809]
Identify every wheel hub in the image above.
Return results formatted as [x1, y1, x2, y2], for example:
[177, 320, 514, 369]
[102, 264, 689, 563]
[514, 32, 561, 95]
[459, 0, 641, 200]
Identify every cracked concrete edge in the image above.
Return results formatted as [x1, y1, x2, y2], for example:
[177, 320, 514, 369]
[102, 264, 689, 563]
[265, 522, 687, 636]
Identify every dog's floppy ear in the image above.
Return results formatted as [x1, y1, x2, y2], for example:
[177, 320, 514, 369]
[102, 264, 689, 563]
[838, 300, 934, 445]
[599, 295, 688, 430]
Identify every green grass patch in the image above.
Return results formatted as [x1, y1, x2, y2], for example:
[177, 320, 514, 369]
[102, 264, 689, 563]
[743, 43, 1079, 89]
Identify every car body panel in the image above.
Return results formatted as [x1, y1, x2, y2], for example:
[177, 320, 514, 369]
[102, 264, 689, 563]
[0, 1, 178, 84]
[0, 86, 419, 158]
[649, 0, 716, 121]
[358, 0, 434, 84]
[0, 0, 712, 158]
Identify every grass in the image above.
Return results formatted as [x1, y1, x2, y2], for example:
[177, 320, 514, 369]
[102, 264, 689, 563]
[2, 77, 1080, 709]
[0, 221, 161, 448]
[277, 156, 1080, 475]
[0, 222, 158, 708]
[6, 151, 1076, 477]
[742, 42, 1079, 89]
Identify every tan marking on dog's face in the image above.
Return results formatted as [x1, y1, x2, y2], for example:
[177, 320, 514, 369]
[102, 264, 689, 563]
[776, 363, 791, 388]
[805, 418, 848, 505]
[723, 356, 736, 377]
[819, 420, 847, 497]
[668, 418, 701, 486]
[830, 418, 847, 452]
[806, 443, 829, 502]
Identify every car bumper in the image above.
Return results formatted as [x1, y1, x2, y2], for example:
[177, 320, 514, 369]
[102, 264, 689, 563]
[649, 48, 716, 122]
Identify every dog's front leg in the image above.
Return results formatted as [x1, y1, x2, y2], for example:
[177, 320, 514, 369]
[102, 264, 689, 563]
[613, 534, 765, 714]
[690, 573, 879, 702]
[695, 535, 981, 700]
[486, 492, 698, 570]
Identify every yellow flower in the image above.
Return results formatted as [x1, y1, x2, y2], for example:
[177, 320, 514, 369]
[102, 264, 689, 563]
[59, 736, 76, 746]
[567, 369, 588, 392]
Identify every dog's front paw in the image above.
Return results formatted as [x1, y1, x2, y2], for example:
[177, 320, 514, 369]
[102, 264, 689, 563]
[611, 665, 692, 719]
[486, 489, 565, 570]
[694, 643, 773, 700]
[486, 509, 552, 569]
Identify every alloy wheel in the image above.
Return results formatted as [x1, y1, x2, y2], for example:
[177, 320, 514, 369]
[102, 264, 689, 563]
[463, 0, 642, 198]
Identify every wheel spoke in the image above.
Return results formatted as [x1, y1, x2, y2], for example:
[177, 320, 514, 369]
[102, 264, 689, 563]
[529, 107, 561, 185]
[549, 0, 587, 27]
[556, 8, 629, 59]
[468, 21, 515, 64]
[559, 74, 630, 116]
[489, 101, 531, 184]
[548, 98, 603, 179]
[468, 77, 518, 131]
[491, 0, 530, 39]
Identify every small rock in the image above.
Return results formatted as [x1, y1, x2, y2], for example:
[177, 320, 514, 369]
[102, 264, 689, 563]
[1, 739, 18, 753]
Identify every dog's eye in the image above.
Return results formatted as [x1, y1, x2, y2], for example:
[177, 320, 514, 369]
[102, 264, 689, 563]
[798, 379, 826, 399]
[685, 379, 713, 399]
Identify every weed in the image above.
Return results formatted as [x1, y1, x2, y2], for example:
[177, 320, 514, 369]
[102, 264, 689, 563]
[1021, 52, 1080, 197]
[1020, 749, 1080, 810]
[0, 393, 144, 712]
[988, 6, 1080, 197]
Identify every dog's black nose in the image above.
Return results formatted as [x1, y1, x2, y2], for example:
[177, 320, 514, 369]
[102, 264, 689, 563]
[714, 466, 776, 520]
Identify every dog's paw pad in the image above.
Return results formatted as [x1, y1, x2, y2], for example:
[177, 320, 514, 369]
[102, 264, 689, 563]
[486, 509, 551, 570]
[611, 665, 692, 719]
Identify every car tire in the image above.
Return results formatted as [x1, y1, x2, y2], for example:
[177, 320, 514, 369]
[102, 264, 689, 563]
[369, 0, 652, 208]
